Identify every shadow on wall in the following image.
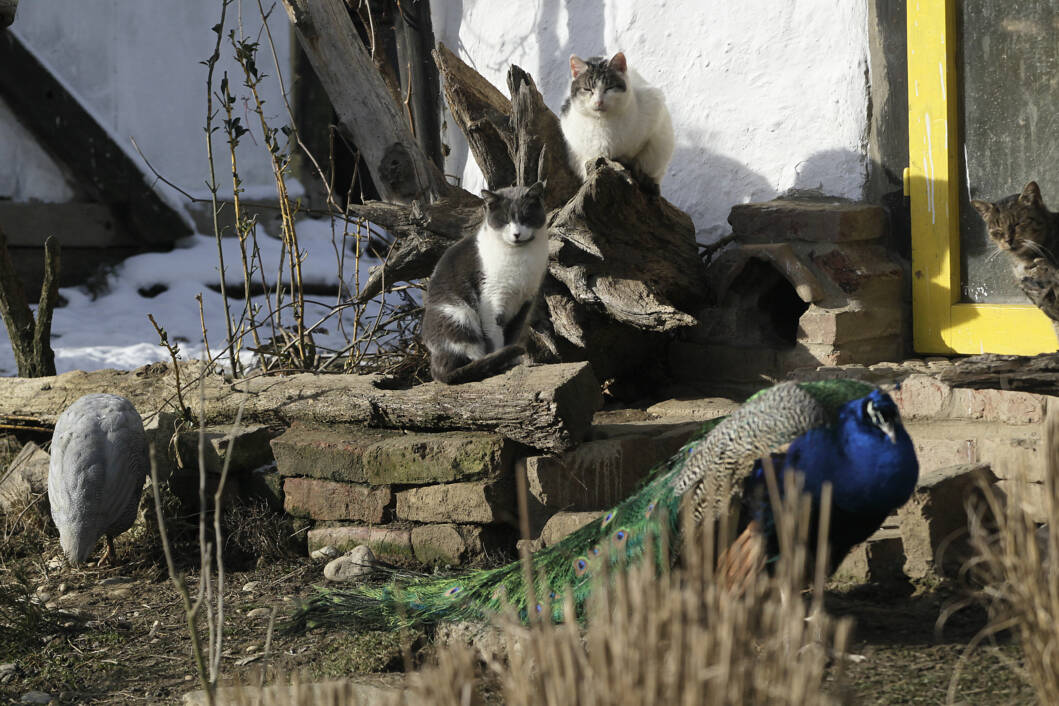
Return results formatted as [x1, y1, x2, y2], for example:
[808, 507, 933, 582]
[535, 0, 606, 101]
[669, 130, 776, 245]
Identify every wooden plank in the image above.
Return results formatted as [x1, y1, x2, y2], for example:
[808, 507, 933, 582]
[0, 201, 133, 248]
[0, 31, 191, 246]
[281, 0, 452, 204]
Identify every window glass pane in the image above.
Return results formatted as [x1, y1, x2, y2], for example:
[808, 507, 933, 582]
[959, 0, 1059, 303]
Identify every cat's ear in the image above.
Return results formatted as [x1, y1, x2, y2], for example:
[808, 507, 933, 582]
[609, 52, 627, 73]
[1020, 181, 1043, 207]
[525, 180, 546, 200]
[570, 55, 588, 78]
[971, 199, 996, 220]
[480, 190, 501, 206]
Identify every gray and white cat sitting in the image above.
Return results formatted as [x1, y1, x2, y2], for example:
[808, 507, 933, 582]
[422, 182, 549, 384]
[559, 52, 674, 195]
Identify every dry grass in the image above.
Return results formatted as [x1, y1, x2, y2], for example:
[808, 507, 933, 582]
[964, 403, 1059, 703]
[203, 475, 852, 706]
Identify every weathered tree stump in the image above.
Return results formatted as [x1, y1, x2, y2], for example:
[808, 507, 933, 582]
[355, 43, 707, 380]
[0, 227, 59, 377]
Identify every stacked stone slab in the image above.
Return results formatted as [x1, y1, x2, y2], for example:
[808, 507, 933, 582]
[674, 198, 905, 385]
[271, 421, 523, 566]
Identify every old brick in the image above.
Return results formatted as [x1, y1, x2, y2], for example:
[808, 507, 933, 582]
[270, 422, 396, 483]
[891, 375, 952, 419]
[365, 432, 513, 485]
[396, 481, 514, 524]
[177, 424, 275, 475]
[307, 525, 414, 563]
[728, 200, 886, 244]
[909, 435, 978, 473]
[408, 523, 507, 566]
[979, 436, 1043, 481]
[796, 306, 902, 346]
[995, 479, 1049, 523]
[540, 512, 600, 546]
[282, 477, 391, 522]
[897, 463, 997, 579]
[949, 388, 1046, 425]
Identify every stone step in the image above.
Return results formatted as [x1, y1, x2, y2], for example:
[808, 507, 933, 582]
[903, 419, 1042, 482]
[524, 422, 701, 513]
[271, 421, 514, 485]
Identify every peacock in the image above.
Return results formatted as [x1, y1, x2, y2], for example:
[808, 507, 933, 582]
[290, 379, 919, 630]
[48, 393, 149, 566]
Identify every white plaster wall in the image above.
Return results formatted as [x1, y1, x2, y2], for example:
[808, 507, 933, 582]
[430, 0, 871, 242]
[3, 1, 293, 205]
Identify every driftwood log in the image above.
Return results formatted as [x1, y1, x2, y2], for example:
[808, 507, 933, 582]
[937, 352, 1059, 393]
[353, 43, 707, 380]
[0, 361, 601, 453]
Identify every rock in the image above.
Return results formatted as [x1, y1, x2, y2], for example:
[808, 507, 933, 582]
[435, 621, 513, 666]
[897, 462, 998, 579]
[0, 662, 16, 684]
[0, 442, 49, 513]
[831, 529, 906, 585]
[20, 692, 53, 704]
[395, 481, 514, 524]
[408, 524, 509, 566]
[283, 477, 392, 522]
[324, 545, 377, 582]
[100, 576, 134, 586]
[244, 462, 284, 510]
[310, 545, 341, 561]
[176, 424, 275, 476]
[539, 511, 600, 546]
[246, 607, 271, 620]
[241, 581, 260, 592]
[365, 432, 514, 485]
[270, 423, 395, 483]
[307, 526, 414, 564]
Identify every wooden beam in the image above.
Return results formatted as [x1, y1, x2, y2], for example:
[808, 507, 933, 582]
[281, 0, 451, 204]
[0, 31, 191, 246]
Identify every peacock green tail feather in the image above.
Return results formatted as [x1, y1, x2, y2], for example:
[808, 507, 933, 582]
[288, 379, 874, 632]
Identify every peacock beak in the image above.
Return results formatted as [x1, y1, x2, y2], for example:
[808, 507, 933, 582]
[881, 421, 897, 444]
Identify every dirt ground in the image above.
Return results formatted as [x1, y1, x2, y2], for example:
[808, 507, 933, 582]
[0, 540, 1038, 705]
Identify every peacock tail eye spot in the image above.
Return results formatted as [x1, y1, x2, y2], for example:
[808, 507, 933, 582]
[590, 545, 601, 556]
[535, 603, 543, 613]
[613, 529, 628, 546]
[549, 591, 557, 600]
[445, 586, 462, 597]
[601, 511, 615, 527]
[574, 557, 589, 576]
[645, 502, 656, 518]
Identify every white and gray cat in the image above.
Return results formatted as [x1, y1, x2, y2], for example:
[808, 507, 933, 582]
[559, 52, 674, 195]
[422, 182, 549, 384]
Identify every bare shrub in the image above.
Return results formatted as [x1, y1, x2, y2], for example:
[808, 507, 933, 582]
[964, 403, 1059, 703]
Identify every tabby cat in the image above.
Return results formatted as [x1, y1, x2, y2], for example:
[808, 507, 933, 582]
[972, 181, 1059, 322]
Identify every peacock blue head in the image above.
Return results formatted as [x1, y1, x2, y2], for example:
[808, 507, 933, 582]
[858, 388, 901, 444]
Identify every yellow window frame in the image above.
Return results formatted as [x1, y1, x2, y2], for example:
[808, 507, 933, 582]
[907, 0, 1057, 354]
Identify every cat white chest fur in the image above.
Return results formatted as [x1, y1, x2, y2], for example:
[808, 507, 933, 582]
[560, 53, 674, 186]
[476, 223, 549, 350]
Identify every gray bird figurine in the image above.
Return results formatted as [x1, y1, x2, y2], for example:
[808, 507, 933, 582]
[48, 393, 148, 566]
